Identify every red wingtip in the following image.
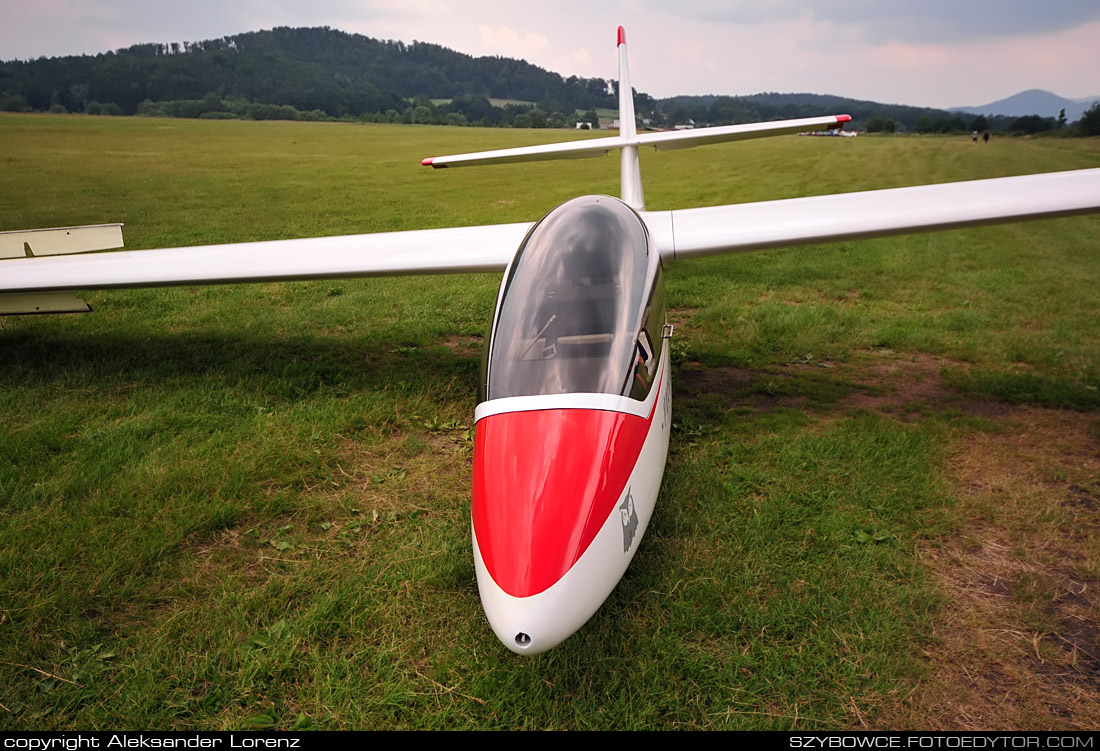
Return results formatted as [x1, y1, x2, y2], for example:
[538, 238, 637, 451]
[421, 158, 433, 166]
[617, 26, 626, 46]
[837, 114, 852, 123]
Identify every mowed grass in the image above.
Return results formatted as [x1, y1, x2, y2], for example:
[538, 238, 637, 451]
[1, 115, 1099, 730]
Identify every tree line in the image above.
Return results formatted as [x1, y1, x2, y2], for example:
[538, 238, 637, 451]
[657, 93, 1100, 136]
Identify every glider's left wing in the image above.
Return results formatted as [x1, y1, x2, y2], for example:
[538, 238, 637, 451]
[644, 168, 1100, 261]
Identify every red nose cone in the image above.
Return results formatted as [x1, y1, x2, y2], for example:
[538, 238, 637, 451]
[473, 407, 652, 597]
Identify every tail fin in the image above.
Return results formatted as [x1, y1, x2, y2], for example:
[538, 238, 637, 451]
[617, 26, 644, 210]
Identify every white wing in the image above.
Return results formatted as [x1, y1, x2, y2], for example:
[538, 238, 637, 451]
[0, 222, 531, 295]
[642, 169, 1100, 261]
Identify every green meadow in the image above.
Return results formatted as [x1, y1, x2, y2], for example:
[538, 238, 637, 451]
[1, 115, 1099, 730]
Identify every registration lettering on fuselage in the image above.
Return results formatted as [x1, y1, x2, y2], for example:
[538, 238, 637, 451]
[620, 489, 639, 552]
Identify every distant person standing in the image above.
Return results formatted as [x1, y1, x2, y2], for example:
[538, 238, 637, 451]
[982, 131, 990, 144]
[972, 130, 979, 143]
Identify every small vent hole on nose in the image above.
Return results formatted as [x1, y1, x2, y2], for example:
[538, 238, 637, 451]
[515, 632, 532, 647]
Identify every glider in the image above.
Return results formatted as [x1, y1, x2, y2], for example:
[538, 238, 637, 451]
[3, 28, 1099, 655]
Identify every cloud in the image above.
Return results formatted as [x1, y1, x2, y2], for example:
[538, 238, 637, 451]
[0, 0, 1096, 109]
[635, 0, 1100, 43]
[476, 25, 549, 58]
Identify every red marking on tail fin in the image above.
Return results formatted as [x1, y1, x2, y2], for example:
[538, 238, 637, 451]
[617, 26, 626, 46]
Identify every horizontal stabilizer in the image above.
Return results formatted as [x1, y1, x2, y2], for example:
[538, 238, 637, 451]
[423, 137, 625, 168]
[0, 222, 532, 295]
[0, 292, 91, 316]
[636, 115, 850, 151]
[422, 115, 849, 169]
[0, 223, 124, 259]
[643, 168, 1100, 261]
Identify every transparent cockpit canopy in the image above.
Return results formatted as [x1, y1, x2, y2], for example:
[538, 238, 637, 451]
[482, 196, 656, 402]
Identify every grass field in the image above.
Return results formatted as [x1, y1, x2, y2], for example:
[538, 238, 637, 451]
[1, 115, 1099, 730]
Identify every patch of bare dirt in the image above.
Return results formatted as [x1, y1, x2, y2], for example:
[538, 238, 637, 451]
[677, 363, 755, 395]
[438, 334, 481, 359]
[676, 362, 808, 413]
[873, 409, 1100, 730]
[677, 350, 1009, 420]
[836, 351, 1011, 420]
[668, 349, 1007, 420]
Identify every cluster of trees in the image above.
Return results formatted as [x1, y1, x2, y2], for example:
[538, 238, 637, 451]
[1080, 103, 1100, 136]
[653, 93, 1100, 136]
[126, 90, 602, 128]
[911, 112, 1063, 135]
[0, 26, 624, 127]
[654, 93, 957, 131]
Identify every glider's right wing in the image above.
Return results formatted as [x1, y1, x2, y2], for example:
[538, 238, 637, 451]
[0, 222, 532, 297]
[0, 221, 532, 315]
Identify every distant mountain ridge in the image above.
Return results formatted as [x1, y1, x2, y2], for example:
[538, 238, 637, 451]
[951, 89, 1100, 120]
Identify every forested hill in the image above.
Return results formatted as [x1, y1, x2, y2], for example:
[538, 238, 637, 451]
[0, 26, 626, 123]
[661, 93, 952, 128]
[1, 26, 1083, 134]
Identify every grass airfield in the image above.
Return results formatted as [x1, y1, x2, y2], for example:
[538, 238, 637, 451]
[1, 115, 1099, 730]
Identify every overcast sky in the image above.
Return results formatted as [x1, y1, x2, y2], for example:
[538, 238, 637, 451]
[2, 0, 1098, 108]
